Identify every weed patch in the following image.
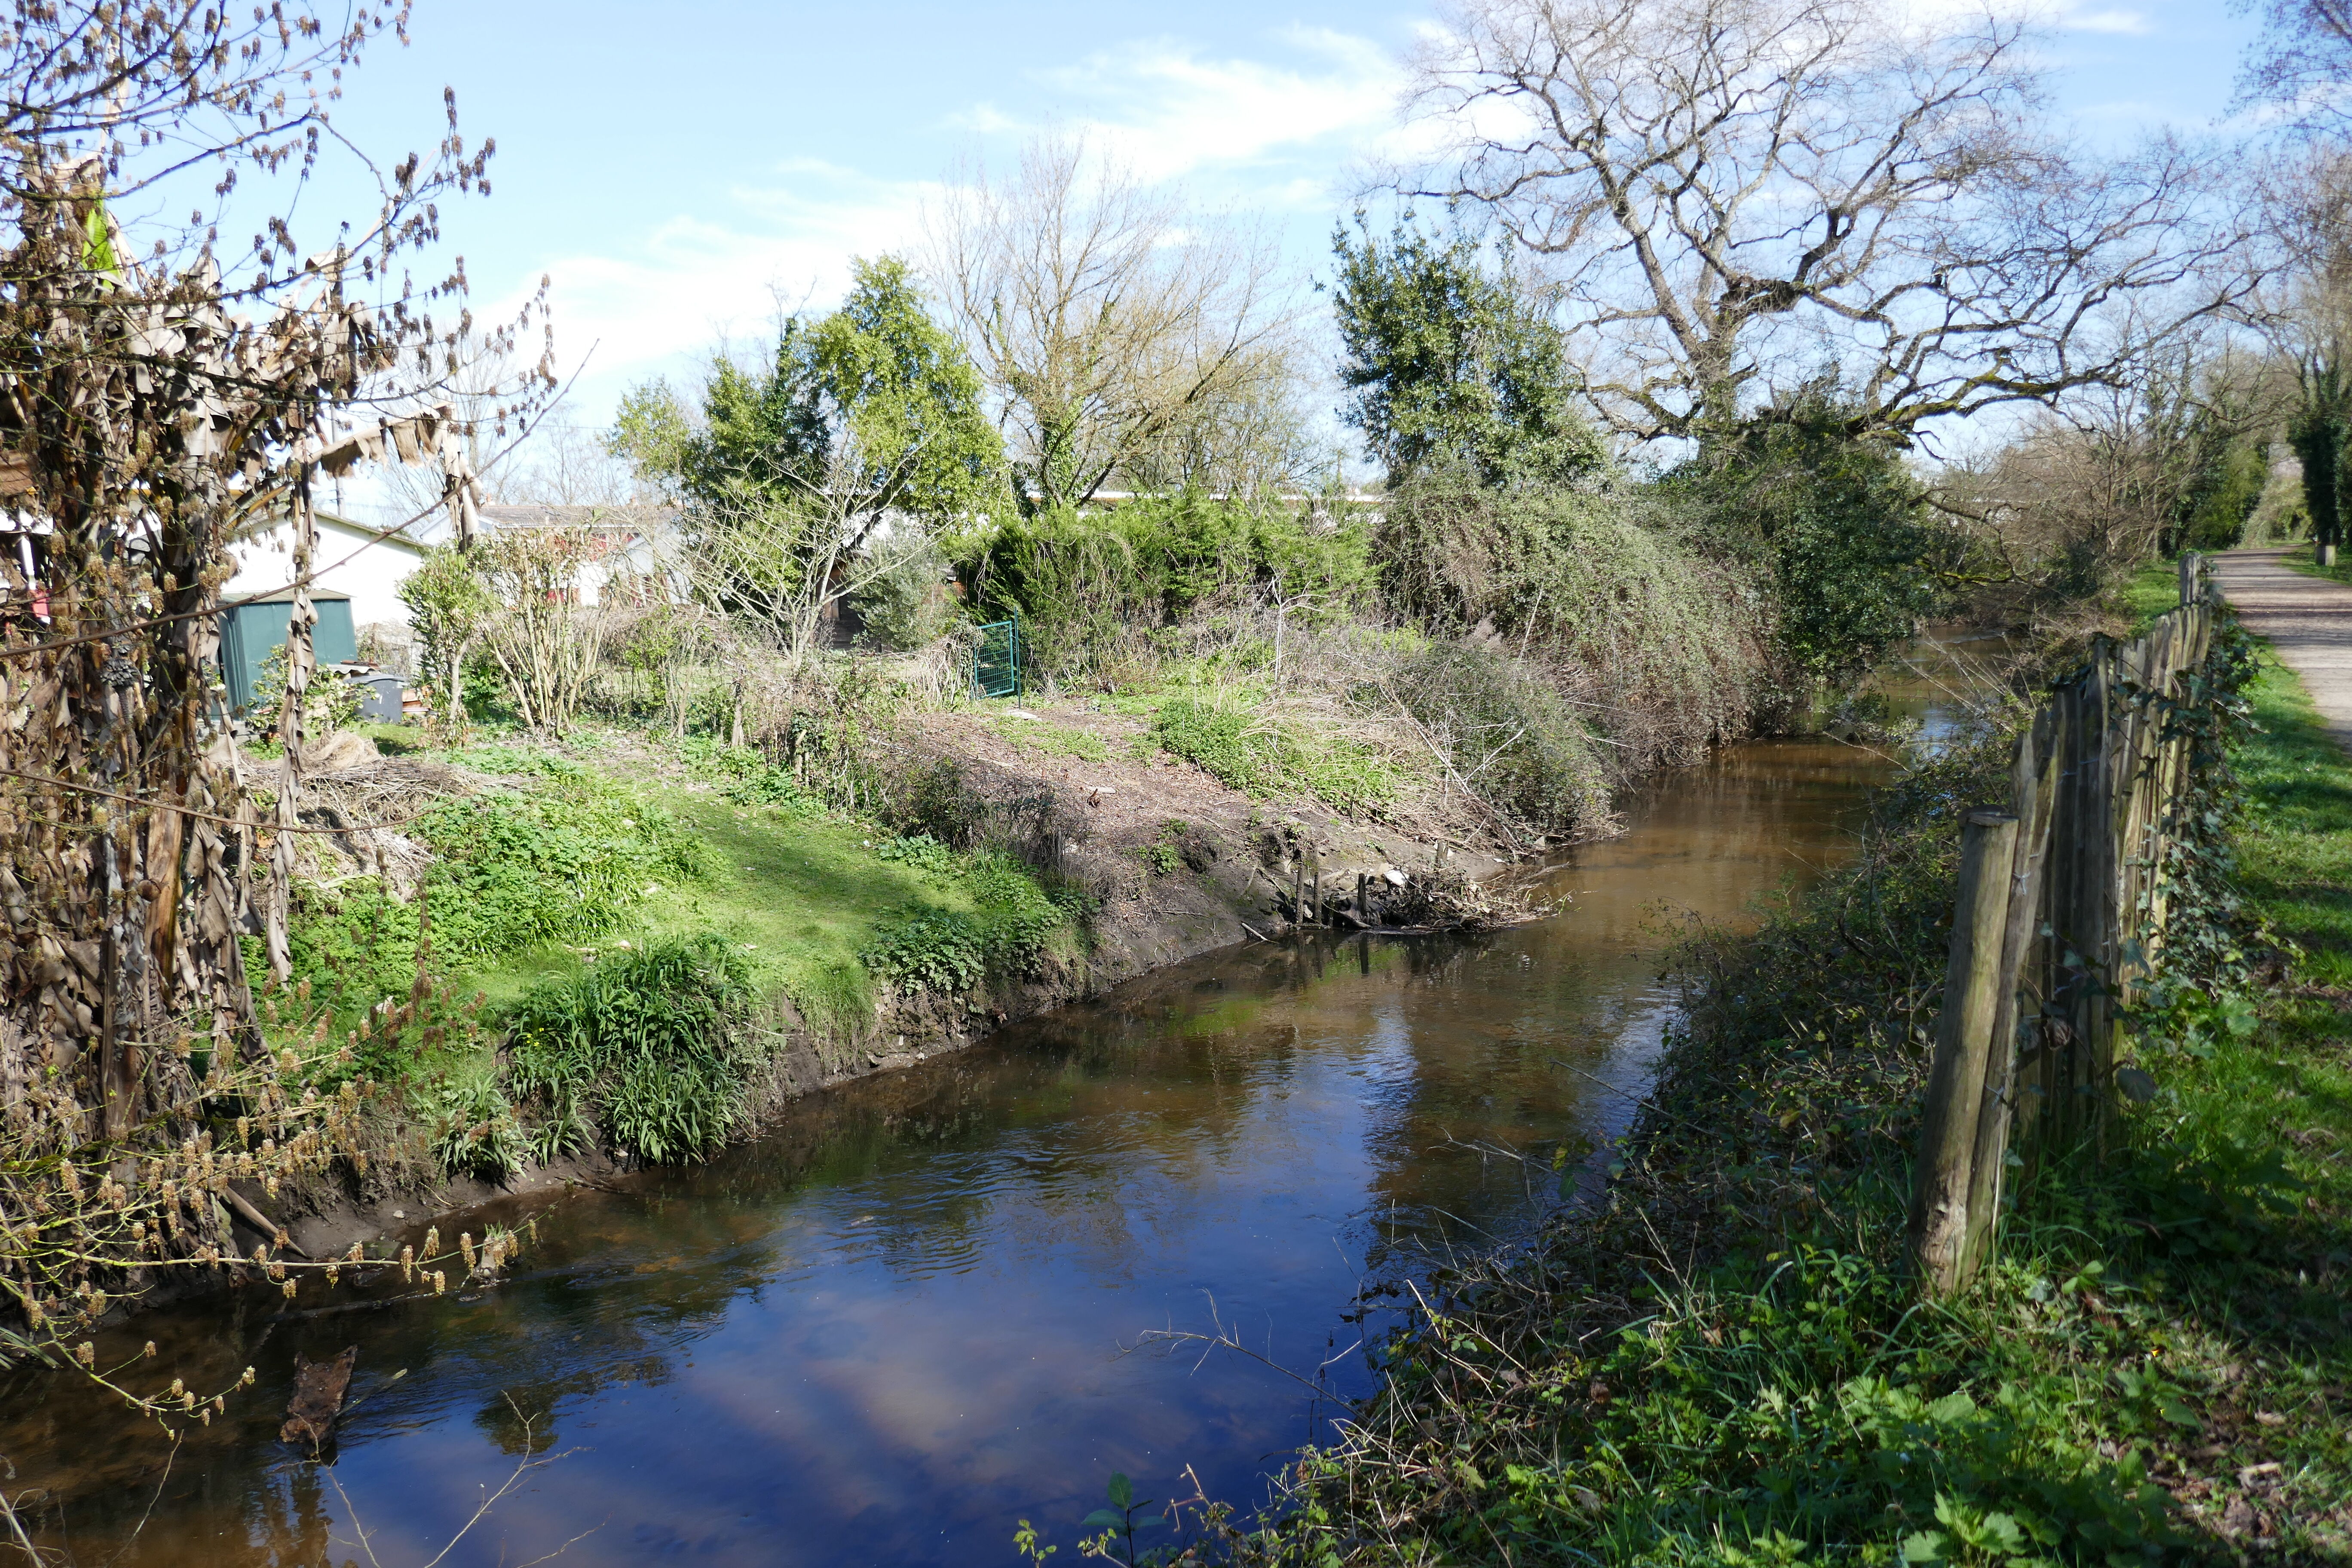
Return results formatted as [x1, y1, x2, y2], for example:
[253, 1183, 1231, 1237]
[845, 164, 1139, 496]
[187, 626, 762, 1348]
[861, 850, 1070, 995]
[285, 772, 722, 1027]
[676, 733, 813, 807]
[1152, 695, 1400, 815]
[505, 933, 760, 1164]
[1376, 641, 1610, 833]
[995, 716, 1113, 764]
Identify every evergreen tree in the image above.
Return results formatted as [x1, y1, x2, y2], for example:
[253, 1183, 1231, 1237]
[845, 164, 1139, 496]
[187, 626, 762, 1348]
[2291, 354, 2350, 555]
[1330, 213, 1603, 489]
[614, 256, 1002, 524]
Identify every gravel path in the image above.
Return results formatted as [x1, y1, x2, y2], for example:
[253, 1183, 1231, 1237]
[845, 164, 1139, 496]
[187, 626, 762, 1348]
[2216, 547, 2352, 755]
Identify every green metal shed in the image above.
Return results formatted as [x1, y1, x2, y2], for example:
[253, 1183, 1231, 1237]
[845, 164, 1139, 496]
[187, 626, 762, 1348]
[219, 591, 356, 715]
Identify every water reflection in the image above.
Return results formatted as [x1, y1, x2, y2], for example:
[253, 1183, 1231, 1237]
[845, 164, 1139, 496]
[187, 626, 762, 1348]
[0, 736, 1892, 1567]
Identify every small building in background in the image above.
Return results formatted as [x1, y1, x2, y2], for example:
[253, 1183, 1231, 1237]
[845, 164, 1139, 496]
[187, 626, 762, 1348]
[222, 508, 432, 722]
[218, 589, 357, 715]
[215, 501, 674, 723]
[476, 504, 673, 604]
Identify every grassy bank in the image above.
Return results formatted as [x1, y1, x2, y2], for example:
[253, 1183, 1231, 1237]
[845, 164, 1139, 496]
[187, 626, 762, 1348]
[274, 728, 1085, 1176]
[1172, 631, 2352, 1565]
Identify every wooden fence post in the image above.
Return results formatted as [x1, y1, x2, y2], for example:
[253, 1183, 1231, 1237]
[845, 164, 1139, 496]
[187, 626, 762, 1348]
[1969, 587, 2216, 1241]
[1909, 807, 2020, 1295]
[2068, 642, 2120, 1147]
[1963, 715, 2058, 1277]
[1290, 858, 1304, 926]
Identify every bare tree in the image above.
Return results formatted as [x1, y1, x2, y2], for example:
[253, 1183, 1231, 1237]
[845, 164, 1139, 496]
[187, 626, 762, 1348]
[0, 0, 533, 1378]
[1406, 0, 2261, 442]
[2241, 0, 2352, 135]
[369, 329, 553, 528]
[474, 527, 616, 737]
[503, 421, 657, 507]
[681, 441, 931, 669]
[1119, 340, 1325, 496]
[925, 134, 1301, 509]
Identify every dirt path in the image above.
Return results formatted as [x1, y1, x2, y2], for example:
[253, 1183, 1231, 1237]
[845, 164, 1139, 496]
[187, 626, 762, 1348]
[2216, 548, 2352, 756]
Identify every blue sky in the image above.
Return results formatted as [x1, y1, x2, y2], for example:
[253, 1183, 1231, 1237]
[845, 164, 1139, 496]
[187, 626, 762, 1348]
[304, 0, 2271, 444]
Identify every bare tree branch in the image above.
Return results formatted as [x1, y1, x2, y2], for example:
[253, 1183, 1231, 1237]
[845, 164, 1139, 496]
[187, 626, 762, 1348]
[1404, 0, 2267, 442]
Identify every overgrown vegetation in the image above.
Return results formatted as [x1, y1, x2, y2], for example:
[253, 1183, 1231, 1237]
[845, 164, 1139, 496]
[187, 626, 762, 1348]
[1667, 396, 1962, 689]
[859, 849, 1074, 995]
[1149, 694, 1403, 815]
[284, 760, 722, 1029]
[957, 493, 1375, 687]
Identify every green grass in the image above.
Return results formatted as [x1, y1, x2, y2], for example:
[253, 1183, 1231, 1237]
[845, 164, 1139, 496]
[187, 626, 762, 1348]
[2122, 556, 2187, 634]
[992, 714, 1114, 763]
[1151, 692, 1403, 814]
[2279, 541, 2352, 589]
[280, 733, 1084, 1172]
[1161, 633, 2352, 1567]
[2237, 651, 2352, 989]
[471, 781, 1066, 1038]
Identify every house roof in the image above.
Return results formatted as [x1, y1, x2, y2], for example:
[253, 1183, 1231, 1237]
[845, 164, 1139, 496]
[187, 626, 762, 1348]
[317, 510, 429, 554]
[480, 504, 672, 533]
[225, 586, 352, 605]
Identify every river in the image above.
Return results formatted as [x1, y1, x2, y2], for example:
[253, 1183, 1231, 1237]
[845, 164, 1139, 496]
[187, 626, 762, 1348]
[0, 702, 1956, 1565]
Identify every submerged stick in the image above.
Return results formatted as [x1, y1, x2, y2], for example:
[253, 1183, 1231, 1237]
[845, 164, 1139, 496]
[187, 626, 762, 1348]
[280, 1345, 358, 1455]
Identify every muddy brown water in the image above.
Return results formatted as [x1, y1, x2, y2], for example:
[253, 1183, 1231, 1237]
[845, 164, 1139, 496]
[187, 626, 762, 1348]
[0, 713, 1954, 1565]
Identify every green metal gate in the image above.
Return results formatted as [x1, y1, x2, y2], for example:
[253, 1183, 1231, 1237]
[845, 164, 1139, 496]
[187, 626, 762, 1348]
[974, 615, 1021, 698]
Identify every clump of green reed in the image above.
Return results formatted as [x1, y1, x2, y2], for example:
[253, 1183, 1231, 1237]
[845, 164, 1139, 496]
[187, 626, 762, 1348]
[416, 1059, 528, 1180]
[505, 932, 758, 1164]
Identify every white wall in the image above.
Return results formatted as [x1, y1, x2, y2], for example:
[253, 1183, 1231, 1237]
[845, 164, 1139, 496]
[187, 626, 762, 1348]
[224, 515, 425, 630]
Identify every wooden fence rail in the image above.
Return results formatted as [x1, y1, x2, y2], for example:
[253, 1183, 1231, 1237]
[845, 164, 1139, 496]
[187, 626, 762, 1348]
[1908, 553, 2222, 1294]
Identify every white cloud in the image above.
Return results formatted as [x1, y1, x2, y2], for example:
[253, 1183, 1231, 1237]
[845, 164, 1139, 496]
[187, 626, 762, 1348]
[978, 28, 1407, 193]
[490, 167, 937, 420]
[2058, 6, 2153, 34]
[490, 26, 1409, 425]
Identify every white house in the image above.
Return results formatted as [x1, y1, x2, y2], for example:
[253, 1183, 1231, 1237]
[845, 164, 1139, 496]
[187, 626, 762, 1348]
[224, 509, 431, 659]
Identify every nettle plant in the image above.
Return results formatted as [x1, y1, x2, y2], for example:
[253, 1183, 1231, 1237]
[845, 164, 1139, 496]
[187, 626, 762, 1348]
[0, 0, 546, 1410]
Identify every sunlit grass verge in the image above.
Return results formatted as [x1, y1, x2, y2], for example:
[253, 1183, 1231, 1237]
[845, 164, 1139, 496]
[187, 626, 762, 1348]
[1152, 692, 1405, 817]
[1135, 638, 2352, 1566]
[279, 735, 1083, 1177]
[282, 755, 725, 1035]
[2278, 542, 2352, 589]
